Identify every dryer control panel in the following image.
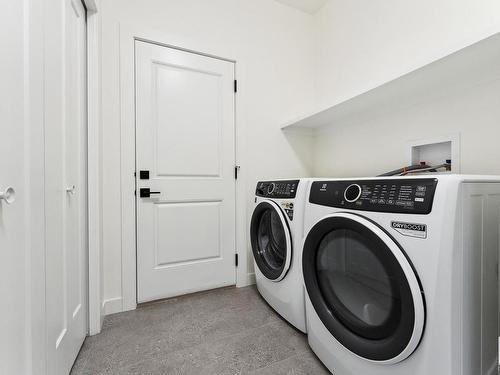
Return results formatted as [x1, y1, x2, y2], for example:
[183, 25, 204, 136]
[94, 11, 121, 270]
[309, 178, 438, 214]
[256, 180, 300, 199]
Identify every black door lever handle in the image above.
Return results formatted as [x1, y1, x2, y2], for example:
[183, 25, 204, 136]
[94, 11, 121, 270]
[140, 188, 161, 198]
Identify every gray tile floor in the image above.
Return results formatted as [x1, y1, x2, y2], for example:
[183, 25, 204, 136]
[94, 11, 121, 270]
[71, 286, 330, 375]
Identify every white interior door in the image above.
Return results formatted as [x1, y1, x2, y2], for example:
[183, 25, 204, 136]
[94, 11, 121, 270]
[135, 41, 236, 303]
[44, 0, 87, 373]
[0, 2, 29, 373]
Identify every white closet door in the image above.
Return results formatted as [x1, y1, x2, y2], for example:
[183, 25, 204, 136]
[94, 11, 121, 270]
[0, 2, 29, 374]
[44, 0, 88, 374]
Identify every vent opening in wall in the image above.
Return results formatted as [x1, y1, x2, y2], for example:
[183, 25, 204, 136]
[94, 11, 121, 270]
[409, 134, 460, 173]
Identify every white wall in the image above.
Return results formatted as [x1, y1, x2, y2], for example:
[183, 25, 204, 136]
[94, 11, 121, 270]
[100, 0, 500, 315]
[312, 0, 500, 176]
[313, 77, 500, 176]
[100, 0, 316, 313]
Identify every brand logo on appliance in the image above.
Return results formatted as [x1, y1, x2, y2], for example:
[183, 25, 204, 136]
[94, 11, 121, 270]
[391, 221, 427, 239]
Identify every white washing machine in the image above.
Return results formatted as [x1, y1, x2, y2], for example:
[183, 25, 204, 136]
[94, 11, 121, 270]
[301, 175, 500, 375]
[250, 179, 310, 333]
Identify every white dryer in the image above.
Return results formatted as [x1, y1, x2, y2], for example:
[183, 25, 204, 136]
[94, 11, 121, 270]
[302, 175, 500, 375]
[250, 179, 310, 332]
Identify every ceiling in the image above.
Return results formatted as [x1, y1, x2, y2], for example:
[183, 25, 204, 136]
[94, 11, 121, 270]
[274, 0, 329, 15]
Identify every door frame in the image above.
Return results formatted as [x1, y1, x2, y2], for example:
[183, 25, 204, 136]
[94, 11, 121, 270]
[118, 25, 247, 312]
[85, 0, 103, 335]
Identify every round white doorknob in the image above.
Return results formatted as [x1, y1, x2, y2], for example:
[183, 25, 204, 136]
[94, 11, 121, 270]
[66, 185, 76, 195]
[0, 187, 16, 204]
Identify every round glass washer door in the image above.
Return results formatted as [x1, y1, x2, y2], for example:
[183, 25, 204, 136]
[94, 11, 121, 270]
[250, 200, 292, 282]
[302, 212, 425, 364]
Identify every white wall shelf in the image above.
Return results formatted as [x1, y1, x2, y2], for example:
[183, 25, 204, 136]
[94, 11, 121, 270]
[281, 32, 500, 132]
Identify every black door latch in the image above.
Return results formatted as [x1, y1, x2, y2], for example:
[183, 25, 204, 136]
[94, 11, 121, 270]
[139, 188, 161, 198]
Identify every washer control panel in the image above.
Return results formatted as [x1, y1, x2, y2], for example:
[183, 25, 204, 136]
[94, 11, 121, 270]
[256, 180, 300, 199]
[309, 179, 438, 214]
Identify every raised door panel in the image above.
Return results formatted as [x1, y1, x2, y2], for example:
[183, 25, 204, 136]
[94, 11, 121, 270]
[154, 201, 222, 267]
[153, 62, 223, 177]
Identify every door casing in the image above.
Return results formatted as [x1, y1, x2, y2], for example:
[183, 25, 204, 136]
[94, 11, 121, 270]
[84, 0, 104, 336]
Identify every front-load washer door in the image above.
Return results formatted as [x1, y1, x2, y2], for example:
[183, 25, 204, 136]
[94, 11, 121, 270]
[302, 212, 425, 364]
[250, 200, 292, 282]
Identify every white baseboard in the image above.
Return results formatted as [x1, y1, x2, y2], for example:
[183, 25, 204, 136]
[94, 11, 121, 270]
[237, 272, 256, 288]
[102, 274, 256, 316]
[102, 297, 123, 316]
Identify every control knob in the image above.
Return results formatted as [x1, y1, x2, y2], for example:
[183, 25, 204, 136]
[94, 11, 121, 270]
[344, 184, 362, 203]
[267, 183, 276, 195]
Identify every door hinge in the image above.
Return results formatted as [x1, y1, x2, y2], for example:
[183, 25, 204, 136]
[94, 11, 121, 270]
[235, 253, 239, 267]
[234, 165, 240, 180]
[234, 80, 238, 93]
